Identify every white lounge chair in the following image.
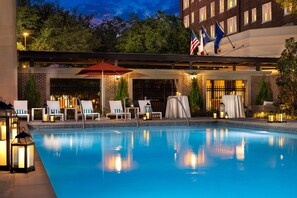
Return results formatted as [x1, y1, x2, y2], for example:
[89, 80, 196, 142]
[106, 100, 131, 120]
[13, 100, 30, 122]
[47, 101, 64, 121]
[78, 100, 100, 121]
[138, 100, 162, 119]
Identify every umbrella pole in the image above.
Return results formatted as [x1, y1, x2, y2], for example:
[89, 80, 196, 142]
[101, 70, 104, 114]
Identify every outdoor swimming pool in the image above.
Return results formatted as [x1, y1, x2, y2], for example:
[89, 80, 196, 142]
[32, 125, 297, 198]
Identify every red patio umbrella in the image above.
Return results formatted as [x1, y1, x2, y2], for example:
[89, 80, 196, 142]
[76, 62, 132, 113]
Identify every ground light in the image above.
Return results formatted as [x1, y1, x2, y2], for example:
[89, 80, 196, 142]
[219, 102, 225, 119]
[0, 99, 19, 171]
[11, 128, 35, 173]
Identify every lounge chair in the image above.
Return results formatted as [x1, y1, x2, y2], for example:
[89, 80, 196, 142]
[138, 100, 162, 119]
[78, 100, 100, 121]
[13, 100, 30, 122]
[106, 100, 131, 120]
[47, 101, 64, 121]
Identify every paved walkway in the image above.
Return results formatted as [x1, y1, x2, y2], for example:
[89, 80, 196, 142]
[1, 117, 296, 198]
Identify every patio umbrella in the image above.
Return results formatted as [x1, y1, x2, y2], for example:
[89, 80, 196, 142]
[76, 62, 132, 113]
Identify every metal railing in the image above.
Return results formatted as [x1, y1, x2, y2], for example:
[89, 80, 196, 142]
[167, 96, 189, 126]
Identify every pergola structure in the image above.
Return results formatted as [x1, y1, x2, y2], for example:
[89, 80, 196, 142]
[18, 51, 278, 71]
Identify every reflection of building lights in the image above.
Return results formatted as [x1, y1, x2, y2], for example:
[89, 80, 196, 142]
[206, 128, 211, 146]
[43, 134, 61, 151]
[103, 152, 133, 172]
[143, 130, 150, 145]
[220, 129, 224, 140]
[269, 137, 274, 146]
[278, 137, 284, 147]
[280, 155, 283, 160]
[225, 128, 229, 137]
[236, 138, 245, 161]
[213, 129, 217, 140]
[179, 148, 205, 169]
[69, 136, 72, 149]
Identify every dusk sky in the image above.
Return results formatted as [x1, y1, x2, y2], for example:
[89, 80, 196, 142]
[44, 0, 180, 23]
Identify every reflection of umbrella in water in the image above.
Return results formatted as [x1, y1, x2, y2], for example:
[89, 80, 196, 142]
[76, 62, 132, 113]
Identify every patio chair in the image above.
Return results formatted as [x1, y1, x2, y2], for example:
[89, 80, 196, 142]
[47, 101, 64, 121]
[13, 100, 30, 122]
[78, 100, 100, 121]
[138, 100, 162, 119]
[106, 100, 131, 120]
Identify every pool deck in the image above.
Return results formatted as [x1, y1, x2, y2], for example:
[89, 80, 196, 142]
[1, 117, 296, 198]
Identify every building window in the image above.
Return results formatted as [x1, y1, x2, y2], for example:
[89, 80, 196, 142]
[183, 0, 190, 10]
[244, 11, 249, 25]
[220, 21, 225, 31]
[211, 2, 215, 18]
[220, 0, 225, 13]
[227, 16, 237, 34]
[284, 4, 292, 15]
[184, 15, 189, 28]
[210, 25, 215, 39]
[251, 8, 257, 23]
[200, 6, 207, 22]
[262, 2, 272, 23]
[191, 12, 195, 23]
[227, 0, 237, 10]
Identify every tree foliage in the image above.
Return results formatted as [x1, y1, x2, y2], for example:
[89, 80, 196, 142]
[255, 78, 273, 105]
[116, 11, 190, 54]
[24, 72, 40, 109]
[114, 77, 129, 102]
[276, 37, 297, 116]
[17, 1, 97, 52]
[276, 0, 297, 14]
[188, 78, 203, 116]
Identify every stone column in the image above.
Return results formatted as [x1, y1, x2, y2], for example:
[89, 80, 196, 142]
[0, 0, 17, 103]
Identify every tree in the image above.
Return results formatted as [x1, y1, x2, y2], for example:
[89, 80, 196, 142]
[276, 0, 297, 14]
[188, 78, 203, 116]
[116, 11, 190, 54]
[114, 77, 129, 102]
[24, 72, 40, 109]
[276, 37, 297, 116]
[93, 17, 127, 52]
[255, 78, 273, 105]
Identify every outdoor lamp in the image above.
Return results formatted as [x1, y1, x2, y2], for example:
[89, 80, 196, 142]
[213, 110, 217, 119]
[0, 99, 19, 170]
[42, 104, 49, 122]
[219, 102, 225, 119]
[11, 128, 35, 173]
[276, 104, 287, 123]
[144, 102, 152, 120]
[267, 112, 275, 123]
[225, 112, 229, 119]
[50, 115, 55, 123]
[143, 115, 147, 121]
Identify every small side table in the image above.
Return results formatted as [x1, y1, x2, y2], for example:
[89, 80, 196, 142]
[125, 107, 139, 119]
[31, 108, 45, 121]
[64, 108, 78, 121]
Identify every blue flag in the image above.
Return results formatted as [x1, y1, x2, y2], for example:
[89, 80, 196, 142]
[214, 22, 224, 54]
[201, 26, 211, 45]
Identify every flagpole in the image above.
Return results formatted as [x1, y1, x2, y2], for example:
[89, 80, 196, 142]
[215, 21, 235, 49]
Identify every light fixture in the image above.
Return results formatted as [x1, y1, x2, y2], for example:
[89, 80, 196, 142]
[115, 75, 121, 80]
[219, 102, 225, 119]
[22, 32, 29, 50]
[144, 102, 152, 120]
[11, 128, 35, 173]
[267, 112, 275, 123]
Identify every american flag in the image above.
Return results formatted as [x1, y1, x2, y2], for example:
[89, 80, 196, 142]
[190, 30, 200, 55]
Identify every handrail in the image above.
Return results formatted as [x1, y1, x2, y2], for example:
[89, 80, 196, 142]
[77, 97, 85, 129]
[167, 96, 190, 126]
[123, 97, 139, 127]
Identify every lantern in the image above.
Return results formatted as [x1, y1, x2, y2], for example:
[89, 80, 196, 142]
[219, 102, 225, 119]
[225, 112, 229, 119]
[276, 104, 287, 123]
[42, 103, 49, 122]
[50, 115, 55, 123]
[143, 115, 147, 121]
[0, 99, 19, 170]
[11, 128, 35, 173]
[144, 102, 152, 120]
[213, 110, 218, 119]
[267, 112, 275, 123]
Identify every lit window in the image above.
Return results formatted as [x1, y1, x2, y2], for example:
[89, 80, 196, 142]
[184, 15, 190, 28]
[220, 0, 225, 13]
[199, 6, 207, 22]
[251, 8, 257, 23]
[191, 0, 194, 2]
[220, 21, 224, 31]
[284, 4, 292, 15]
[210, 25, 215, 39]
[191, 12, 195, 23]
[262, 2, 272, 23]
[183, 0, 190, 10]
[244, 11, 249, 25]
[211, 2, 215, 18]
[227, 0, 237, 10]
[227, 16, 237, 34]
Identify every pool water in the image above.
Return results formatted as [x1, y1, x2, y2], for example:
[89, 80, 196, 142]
[32, 126, 297, 198]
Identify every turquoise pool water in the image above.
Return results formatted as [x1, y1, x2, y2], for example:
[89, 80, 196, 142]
[32, 126, 297, 198]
